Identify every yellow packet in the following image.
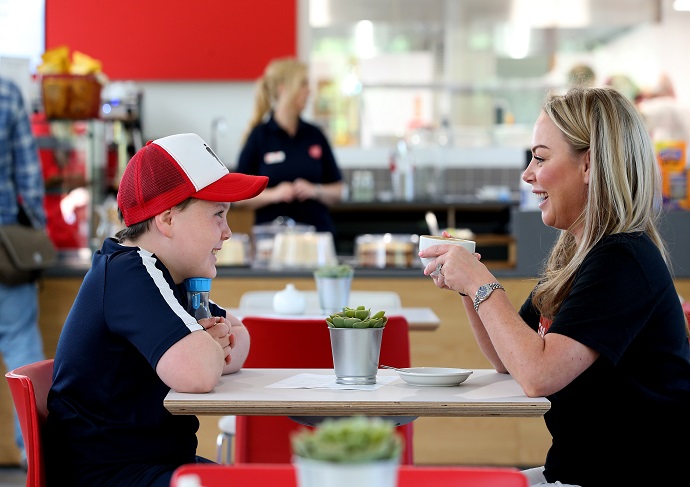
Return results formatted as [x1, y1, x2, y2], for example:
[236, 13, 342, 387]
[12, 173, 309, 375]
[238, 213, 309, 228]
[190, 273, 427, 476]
[38, 45, 70, 74]
[655, 140, 686, 201]
[70, 50, 102, 75]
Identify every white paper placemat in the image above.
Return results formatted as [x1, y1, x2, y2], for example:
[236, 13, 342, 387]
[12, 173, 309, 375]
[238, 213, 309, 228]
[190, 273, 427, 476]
[266, 373, 399, 391]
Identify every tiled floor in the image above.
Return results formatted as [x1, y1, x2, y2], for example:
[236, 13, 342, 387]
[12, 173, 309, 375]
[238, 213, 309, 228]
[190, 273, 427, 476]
[0, 466, 25, 487]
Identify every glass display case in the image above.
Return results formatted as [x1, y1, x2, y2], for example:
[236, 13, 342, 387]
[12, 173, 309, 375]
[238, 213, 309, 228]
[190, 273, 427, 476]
[32, 116, 126, 260]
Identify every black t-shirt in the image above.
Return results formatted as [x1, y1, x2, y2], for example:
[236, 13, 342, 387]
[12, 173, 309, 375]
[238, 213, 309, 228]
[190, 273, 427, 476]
[519, 232, 690, 486]
[236, 115, 342, 234]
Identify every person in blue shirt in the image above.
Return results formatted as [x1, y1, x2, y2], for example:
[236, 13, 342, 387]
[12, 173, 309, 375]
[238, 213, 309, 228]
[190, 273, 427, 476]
[0, 75, 47, 469]
[235, 57, 344, 234]
[420, 87, 690, 486]
[45, 133, 268, 486]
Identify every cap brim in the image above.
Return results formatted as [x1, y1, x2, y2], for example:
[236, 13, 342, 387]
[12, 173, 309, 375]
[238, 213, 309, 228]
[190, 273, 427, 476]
[193, 173, 268, 202]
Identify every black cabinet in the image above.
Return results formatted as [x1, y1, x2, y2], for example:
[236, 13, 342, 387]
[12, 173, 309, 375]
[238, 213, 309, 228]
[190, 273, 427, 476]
[329, 200, 515, 265]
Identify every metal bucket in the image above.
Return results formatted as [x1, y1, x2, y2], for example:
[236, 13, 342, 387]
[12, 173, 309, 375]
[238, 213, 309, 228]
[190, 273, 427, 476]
[329, 327, 383, 385]
[315, 276, 352, 314]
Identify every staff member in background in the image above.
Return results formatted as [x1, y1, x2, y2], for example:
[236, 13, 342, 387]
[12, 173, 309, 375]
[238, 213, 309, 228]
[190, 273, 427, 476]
[420, 87, 690, 486]
[234, 57, 344, 234]
[0, 75, 48, 470]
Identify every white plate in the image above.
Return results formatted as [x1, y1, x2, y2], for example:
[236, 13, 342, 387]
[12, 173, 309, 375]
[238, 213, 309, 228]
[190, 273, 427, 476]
[395, 367, 473, 387]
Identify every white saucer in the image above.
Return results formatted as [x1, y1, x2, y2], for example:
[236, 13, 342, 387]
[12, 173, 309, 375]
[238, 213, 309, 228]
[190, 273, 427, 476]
[395, 367, 473, 387]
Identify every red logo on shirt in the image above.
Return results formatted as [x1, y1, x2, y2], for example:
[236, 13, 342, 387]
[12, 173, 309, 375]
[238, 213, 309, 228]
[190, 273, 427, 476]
[308, 144, 322, 159]
[538, 316, 552, 337]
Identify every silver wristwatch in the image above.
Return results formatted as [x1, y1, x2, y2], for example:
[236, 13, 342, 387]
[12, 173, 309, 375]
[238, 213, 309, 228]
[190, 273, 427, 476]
[473, 282, 505, 313]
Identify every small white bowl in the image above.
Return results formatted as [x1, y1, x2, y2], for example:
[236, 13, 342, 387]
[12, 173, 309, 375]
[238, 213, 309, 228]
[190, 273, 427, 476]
[394, 367, 473, 387]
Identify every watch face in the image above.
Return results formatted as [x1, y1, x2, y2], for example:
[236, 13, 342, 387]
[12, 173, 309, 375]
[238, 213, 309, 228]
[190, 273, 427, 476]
[474, 283, 503, 313]
[477, 286, 490, 299]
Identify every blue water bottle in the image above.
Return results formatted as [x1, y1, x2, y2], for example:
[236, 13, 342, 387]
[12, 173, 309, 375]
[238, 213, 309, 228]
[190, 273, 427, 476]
[184, 278, 212, 320]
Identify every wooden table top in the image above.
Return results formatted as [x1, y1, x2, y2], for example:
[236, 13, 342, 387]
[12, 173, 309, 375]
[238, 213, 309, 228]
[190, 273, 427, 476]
[164, 368, 550, 418]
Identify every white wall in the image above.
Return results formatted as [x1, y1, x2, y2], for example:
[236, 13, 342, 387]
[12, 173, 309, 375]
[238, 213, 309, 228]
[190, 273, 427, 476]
[135, 0, 690, 168]
[134, 1, 312, 170]
[138, 81, 255, 168]
[590, 1, 690, 102]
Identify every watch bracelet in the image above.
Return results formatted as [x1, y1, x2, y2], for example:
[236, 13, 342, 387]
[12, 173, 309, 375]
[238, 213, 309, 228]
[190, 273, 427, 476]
[473, 282, 505, 313]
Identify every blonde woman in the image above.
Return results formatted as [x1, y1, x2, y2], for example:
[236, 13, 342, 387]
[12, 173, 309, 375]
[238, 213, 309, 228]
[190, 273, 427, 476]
[420, 87, 690, 486]
[235, 58, 344, 234]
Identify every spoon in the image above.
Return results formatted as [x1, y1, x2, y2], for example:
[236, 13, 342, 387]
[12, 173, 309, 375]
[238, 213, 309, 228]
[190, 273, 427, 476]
[425, 211, 440, 236]
[380, 365, 410, 372]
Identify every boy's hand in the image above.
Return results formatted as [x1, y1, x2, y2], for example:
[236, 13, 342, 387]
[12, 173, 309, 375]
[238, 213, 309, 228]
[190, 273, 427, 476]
[199, 316, 233, 364]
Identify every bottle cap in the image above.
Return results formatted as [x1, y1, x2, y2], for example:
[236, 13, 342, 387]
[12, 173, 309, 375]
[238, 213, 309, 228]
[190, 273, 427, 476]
[184, 278, 212, 292]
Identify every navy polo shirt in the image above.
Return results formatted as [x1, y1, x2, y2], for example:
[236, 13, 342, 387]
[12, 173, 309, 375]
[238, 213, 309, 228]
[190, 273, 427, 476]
[236, 115, 342, 234]
[45, 238, 226, 486]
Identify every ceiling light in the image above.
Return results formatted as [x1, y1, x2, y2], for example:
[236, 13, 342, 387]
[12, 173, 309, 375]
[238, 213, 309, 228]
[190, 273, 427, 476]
[309, 0, 330, 27]
[674, 0, 690, 11]
[511, 0, 590, 28]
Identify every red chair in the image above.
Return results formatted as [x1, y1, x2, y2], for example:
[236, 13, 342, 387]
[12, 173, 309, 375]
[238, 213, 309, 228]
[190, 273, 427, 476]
[171, 463, 297, 487]
[233, 315, 414, 465]
[397, 465, 528, 487]
[5, 359, 54, 487]
[170, 463, 528, 487]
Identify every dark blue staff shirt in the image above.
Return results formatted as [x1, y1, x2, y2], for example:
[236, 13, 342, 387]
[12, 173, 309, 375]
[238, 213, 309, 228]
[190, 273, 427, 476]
[236, 115, 342, 234]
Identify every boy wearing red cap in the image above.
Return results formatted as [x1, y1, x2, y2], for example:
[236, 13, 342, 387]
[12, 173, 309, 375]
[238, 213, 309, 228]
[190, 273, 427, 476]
[45, 134, 268, 486]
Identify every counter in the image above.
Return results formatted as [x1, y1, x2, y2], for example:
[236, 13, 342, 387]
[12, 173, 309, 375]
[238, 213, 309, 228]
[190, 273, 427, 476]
[43, 262, 521, 280]
[42, 204, 690, 280]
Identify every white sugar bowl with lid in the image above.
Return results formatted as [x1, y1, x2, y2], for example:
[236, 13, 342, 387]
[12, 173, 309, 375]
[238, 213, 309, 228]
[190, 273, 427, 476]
[273, 283, 307, 315]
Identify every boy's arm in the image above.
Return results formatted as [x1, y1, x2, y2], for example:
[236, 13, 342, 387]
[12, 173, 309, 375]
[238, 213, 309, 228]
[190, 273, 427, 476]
[157, 327, 227, 393]
[222, 320, 250, 375]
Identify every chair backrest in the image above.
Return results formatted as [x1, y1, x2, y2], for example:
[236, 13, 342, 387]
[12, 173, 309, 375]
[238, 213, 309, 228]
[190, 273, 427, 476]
[171, 463, 297, 486]
[170, 464, 528, 487]
[397, 465, 528, 487]
[235, 316, 413, 465]
[5, 359, 54, 487]
[238, 290, 402, 310]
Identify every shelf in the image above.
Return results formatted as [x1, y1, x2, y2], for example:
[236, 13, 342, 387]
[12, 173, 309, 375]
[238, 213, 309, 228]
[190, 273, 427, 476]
[33, 119, 112, 252]
[361, 79, 565, 95]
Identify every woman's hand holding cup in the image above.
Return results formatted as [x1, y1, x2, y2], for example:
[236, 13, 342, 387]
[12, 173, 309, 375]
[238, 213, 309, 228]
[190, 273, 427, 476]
[418, 234, 476, 276]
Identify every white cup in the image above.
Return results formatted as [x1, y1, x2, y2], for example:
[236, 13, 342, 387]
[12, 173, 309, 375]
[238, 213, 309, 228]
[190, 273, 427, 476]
[418, 235, 476, 275]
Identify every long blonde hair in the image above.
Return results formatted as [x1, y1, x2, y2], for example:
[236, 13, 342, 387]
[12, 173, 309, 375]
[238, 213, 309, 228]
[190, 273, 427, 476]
[532, 87, 669, 319]
[241, 58, 308, 144]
